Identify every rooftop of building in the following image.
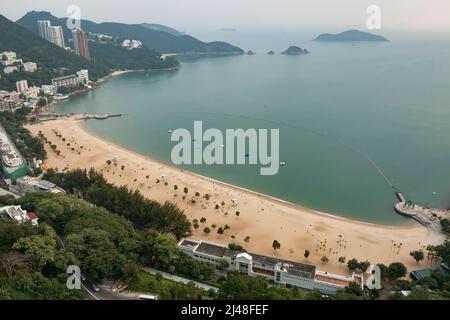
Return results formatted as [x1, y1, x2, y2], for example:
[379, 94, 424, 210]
[0, 205, 28, 223]
[179, 239, 200, 249]
[314, 273, 352, 287]
[252, 252, 316, 277]
[52, 74, 78, 81]
[0, 126, 25, 168]
[16, 175, 64, 193]
[196, 241, 228, 258]
[26, 212, 38, 220]
[179, 239, 316, 277]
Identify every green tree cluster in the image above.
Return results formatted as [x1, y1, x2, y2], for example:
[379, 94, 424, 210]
[43, 168, 191, 239]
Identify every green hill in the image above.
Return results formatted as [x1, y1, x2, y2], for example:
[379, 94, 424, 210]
[17, 11, 244, 54]
[0, 14, 179, 91]
[0, 14, 109, 90]
[140, 23, 185, 36]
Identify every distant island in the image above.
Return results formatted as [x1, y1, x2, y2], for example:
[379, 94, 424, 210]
[267, 50, 275, 55]
[314, 29, 388, 42]
[282, 46, 309, 55]
[247, 50, 255, 55]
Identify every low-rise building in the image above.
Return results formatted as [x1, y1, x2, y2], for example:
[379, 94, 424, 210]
[0, 51, 23, 67]
[23, 99, 39, 109]
[178, 239, 363, 296]
[0, 205, 38, 226]
[1, 59, 23, 67]
[121, 39, 142, 49]
[23, 62, 37, 72]
[3, 66, 18, 74]
[76, 69, 89, 84]
[51, 70, 89, 88]
[0, 90, 21, 111]
[23, 86, 40, 99]
[51, 74, 80, 88]
[41, 84, 57, 95]
[0, 51, 17, 61]
[9, 175, 65, 196]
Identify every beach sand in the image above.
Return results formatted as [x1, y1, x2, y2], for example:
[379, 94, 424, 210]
[26, 118, 445, 275]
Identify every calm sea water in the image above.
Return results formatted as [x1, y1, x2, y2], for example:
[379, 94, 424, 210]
[54, 30, 450, 224]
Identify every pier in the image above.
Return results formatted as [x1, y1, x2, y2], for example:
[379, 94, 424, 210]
[29, 112, 122, 122]
[394, 192, 448, 237]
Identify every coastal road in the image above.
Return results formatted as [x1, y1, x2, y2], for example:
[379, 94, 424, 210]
[142, 267, 219, 292]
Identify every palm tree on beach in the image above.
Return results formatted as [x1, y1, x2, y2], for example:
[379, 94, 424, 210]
[272, 240, 281, 251]
[304, 250, 310, 261]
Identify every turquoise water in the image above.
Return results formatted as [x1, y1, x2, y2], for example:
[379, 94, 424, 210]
[54, 31, 450, 224]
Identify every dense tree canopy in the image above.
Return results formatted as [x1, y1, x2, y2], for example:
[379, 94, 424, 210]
[43, 168, 191, 239]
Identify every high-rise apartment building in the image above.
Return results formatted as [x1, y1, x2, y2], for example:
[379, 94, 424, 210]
[72, 29, 90, 60]
[48, 26, 65, 48]
[37, 20, 51, 40]
[36, 20, 65, 48]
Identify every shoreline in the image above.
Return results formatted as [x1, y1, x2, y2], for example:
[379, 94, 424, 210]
[80, 120, 416, 230]
[26, 117, 446, 275]
[40, 67, 181, 112]
[43, 68, 409, 228]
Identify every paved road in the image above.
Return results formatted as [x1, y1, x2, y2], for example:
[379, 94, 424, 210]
[142, 267, 219, 292]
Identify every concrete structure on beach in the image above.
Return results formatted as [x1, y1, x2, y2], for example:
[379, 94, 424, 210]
[394, 191, 447, 240]
[179, 239, 363, 295]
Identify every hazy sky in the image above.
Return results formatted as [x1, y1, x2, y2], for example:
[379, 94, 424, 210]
[2, 0, 450, 32]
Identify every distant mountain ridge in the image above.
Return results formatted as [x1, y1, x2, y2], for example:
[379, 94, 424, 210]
[17, 11, 244, 54]
[140, 23, 185, 36]
[314, 30, 388, 42]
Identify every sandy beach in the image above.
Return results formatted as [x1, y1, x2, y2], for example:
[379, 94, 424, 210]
[26, 118, 446, 275]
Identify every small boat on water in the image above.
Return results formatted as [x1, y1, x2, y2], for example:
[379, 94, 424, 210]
[220, 144, 225, 148]
[280, 161, 286, 166]
[168, 130, 173, 133]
